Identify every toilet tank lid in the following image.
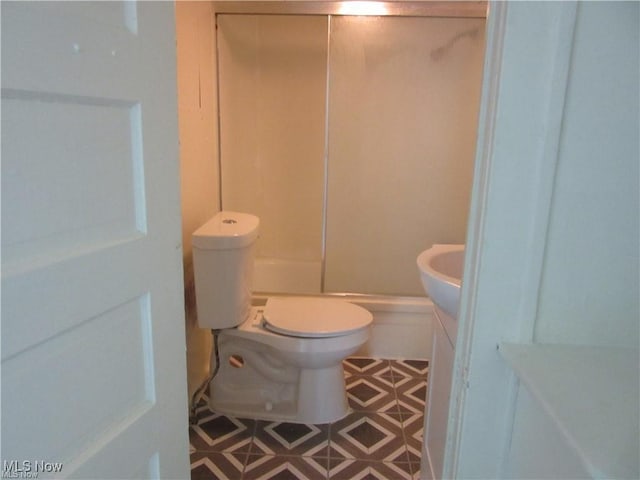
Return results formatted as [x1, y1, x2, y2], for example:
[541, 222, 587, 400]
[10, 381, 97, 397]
[192, 211, 260, 250]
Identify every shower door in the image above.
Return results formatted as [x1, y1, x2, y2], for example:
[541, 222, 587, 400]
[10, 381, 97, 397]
[324, 15, 485, 296]
[217, 11, 485, 297]
[217, 14, 328, 293]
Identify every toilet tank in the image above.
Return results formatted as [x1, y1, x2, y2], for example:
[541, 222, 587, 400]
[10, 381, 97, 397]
[192, 212, 260, 329]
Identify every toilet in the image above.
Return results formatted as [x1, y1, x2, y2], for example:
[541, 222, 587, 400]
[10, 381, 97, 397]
[192, 211, 372, 424]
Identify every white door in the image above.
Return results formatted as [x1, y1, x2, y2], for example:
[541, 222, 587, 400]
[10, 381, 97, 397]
[1, 2, 190, 478]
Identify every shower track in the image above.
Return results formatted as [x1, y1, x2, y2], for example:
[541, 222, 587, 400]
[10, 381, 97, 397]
[211, 1, 487, 18]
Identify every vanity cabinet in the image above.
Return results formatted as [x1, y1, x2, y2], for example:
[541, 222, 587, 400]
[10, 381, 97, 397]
[422, 308, 455, 480]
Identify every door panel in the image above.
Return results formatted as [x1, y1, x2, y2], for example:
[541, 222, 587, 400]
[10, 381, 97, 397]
[1, 2, 189, 478]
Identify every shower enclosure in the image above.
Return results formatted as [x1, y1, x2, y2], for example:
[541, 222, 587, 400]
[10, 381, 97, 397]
[216, 2, 486, 297]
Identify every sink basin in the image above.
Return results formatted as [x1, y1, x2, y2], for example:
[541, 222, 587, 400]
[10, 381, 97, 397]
[417, 244, 464, 319]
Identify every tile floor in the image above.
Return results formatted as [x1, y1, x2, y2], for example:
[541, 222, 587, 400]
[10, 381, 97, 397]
[189, 357, 429, 480]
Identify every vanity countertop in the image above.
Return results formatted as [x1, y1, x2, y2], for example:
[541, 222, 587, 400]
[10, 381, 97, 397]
[500, 343, 639, 480]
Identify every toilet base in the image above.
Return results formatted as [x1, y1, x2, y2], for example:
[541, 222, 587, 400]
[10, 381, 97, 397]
[297, 366, 350, 424]
[209, 364, 351, 424]
[207, 334, 353, 424]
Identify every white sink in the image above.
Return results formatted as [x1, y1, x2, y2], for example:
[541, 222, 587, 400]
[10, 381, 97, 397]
[417, 244, 464, 319]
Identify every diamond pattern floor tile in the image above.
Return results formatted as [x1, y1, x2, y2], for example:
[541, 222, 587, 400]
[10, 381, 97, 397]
[190, 412, 256, 453]
[345, 375, 398, 414]
[328, 458, 413, 480]
[190, 451, 246, 480]
[252, 421, 330, 457]
[401, 413, 425, 457]
[329, 411, 407, 462]
[243, 454, 327, 480]
[343, 357, 392, 377]
[390, 359, 429, 379]
[190, 357, 429, 480]
[395, 377, 428, 414]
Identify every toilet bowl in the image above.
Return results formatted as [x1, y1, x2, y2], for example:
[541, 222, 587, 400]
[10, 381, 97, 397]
[211, 298, 371, 423]
[192, 212, 372, 424]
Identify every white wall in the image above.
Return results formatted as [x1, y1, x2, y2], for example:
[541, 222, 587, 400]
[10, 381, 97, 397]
[535, 2, 639, 346]
[175, 1, 219, 398]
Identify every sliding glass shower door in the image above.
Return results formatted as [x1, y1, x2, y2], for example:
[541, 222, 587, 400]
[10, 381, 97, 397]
[324, 15, 485, 296]
[217, 14, 328, 293]
[217, 12, 485, 296]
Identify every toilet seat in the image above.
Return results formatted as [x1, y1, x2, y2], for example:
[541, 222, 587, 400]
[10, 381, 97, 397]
[263, 297, 372, 338]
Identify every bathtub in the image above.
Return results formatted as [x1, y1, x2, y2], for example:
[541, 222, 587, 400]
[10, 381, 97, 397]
[252, 257, 433, 359]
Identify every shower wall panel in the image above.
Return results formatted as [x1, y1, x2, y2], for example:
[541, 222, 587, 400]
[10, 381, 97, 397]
[324, 16, 485, 296]
[218, 15, 328, 264]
